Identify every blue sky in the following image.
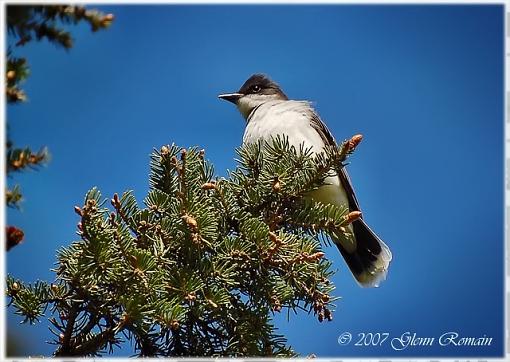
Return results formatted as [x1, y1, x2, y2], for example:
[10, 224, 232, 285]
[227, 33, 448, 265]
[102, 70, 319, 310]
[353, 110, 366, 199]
[6, 4, 504, 358]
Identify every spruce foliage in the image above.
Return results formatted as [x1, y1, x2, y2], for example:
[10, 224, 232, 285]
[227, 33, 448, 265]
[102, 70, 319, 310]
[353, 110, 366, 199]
[7, 136, 361, 356]
[6, 5, 113, 250]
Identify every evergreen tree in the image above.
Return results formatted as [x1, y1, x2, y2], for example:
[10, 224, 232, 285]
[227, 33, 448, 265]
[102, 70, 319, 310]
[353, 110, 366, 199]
[6, 135, 364, 356]
[6, 5, 114, 250]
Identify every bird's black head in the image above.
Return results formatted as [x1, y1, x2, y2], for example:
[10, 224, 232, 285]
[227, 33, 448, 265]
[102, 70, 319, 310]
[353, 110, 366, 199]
[218, 74, 289, 119]
[237, 74, 288, 100]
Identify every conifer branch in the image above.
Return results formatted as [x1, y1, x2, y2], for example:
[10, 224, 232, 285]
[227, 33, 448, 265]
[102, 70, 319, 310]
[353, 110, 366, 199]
[57, 302, 79, 355]
[7, 137, 362, 356]
[6, 5, 114, 252]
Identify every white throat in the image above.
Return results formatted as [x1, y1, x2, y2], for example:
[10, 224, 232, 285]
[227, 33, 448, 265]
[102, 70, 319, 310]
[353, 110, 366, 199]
[237, 93, 283, 120]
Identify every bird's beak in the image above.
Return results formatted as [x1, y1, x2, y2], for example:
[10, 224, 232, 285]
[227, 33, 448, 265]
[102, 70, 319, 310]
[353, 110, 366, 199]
[218, 92, 243, 104]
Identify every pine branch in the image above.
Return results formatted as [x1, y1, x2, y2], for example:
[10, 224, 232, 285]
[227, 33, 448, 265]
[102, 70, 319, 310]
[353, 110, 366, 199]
[7, 5, 114, 49]
[7, 146, 49, 173]
[6, 185, 22, 208]
[6, 5, 115, 236]
[7, 136, 364, 356]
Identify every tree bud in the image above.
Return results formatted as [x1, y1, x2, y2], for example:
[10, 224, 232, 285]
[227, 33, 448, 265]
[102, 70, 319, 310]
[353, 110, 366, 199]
[160, 145, 169, 155]
[269, 231, 279, 244]
[182, 215, 198, 230]
[308, 252, 325, 261]
[201, 182, 216, 190]
[344, 211, 362, 224]
[348, 134, 363, 151]
[324, 308, 332, 321]
[272, 176, 282, 192]
[6, 226, 24, 250]
[111, 193, 121, 209]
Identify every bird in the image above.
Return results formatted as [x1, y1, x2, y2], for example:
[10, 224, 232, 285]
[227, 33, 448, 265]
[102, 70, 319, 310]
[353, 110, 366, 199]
[218, 74, 392, 287]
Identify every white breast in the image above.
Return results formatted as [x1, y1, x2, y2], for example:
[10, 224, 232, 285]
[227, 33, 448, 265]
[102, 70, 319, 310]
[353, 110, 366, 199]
[243, 100, 325, 151]
[242, 100, 349, 210]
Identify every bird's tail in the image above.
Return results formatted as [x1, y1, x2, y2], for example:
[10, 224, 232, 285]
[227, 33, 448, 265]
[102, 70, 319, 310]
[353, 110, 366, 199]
[333, 219, 392, 287]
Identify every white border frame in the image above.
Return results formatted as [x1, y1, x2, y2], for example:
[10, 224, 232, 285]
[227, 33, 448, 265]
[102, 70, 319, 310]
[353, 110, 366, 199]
[1, 1, 507, 361]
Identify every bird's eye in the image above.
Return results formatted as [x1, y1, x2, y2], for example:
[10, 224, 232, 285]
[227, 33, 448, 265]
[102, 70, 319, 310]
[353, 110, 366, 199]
[252, 85, 261, 93]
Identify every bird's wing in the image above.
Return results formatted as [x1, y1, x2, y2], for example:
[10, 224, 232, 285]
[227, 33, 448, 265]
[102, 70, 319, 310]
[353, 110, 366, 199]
[308, 108, 362, 213]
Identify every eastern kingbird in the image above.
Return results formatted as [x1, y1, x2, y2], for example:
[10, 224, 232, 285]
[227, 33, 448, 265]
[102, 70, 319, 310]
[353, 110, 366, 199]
[218, 74, 392, 287]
